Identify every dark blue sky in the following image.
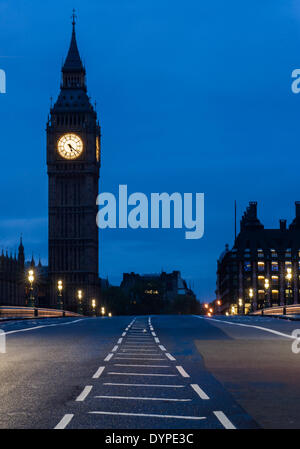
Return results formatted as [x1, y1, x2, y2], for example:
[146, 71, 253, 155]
[1, 0, 300, 300]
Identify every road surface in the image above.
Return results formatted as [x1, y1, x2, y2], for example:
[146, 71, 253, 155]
[0, 314, 299, 429]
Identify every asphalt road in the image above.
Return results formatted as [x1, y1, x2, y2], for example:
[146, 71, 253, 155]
[0, 314, 299, 429]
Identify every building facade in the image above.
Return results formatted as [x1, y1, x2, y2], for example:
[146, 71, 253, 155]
[0, 238, 25, 306]
[46, 17, 101, 310]
[121, 271, 195, 302]
[216, 201, 300, 314]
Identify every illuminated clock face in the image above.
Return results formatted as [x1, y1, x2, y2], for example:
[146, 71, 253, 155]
[57, 133, 83, 160]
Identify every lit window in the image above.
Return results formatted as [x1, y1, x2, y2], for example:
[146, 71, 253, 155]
[272, 262, 278, 272]
[258, 290, 264, 300]
[271, 290, 279, 300]
[258, 262, 265, 272]
[257, 249, 264, 258]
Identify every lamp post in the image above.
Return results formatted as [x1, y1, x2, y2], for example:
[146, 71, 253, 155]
[57, 280, 63, 310]
[108, 312, 112, 317]
[91, 299, 96, 317]
[249, 288, 254, 311]
[77, 290, 83, 315]
[101, 306, 105, 317]
[238, 298, 244, 315]
[286, 267, 293, 305]
[28, 269, 35, 308]
[264, 278, 270, 308]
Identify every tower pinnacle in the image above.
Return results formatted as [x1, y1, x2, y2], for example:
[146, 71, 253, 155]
[72, 8, 77, 29]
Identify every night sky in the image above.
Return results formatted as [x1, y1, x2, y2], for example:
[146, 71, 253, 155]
[1, 0, 300, 301]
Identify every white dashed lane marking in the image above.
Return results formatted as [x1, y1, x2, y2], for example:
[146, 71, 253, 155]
[114, 364, 170, 368]
[54, 414, 74, 429]
[107, 372, 177, 377]
[89, 411, 206, 420]
[213, 411, 236, 429]
[191, 384, 210, 400]
[76, 386, 93, 402]
[94, 395, 192, 402]
[176, 366, 190, 378]
[92, 366, 105, 379]
[104, 353, 114, 362]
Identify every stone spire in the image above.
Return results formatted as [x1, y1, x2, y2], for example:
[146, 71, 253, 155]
[61, 10, 86, 90]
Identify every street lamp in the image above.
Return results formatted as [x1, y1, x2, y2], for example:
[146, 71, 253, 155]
[108, 312, 112, 317]
[57, 280, 63, 310]
[91, 299, 96, 316]
[101, 306, 105, 316]
[77, 290, 83, 315]
[286, 267, 293, 305]
[238, 298, 244, 315]
[249, 288, 254, 312]
[28, 269, 35, 307]
[264, 278, 270, 308]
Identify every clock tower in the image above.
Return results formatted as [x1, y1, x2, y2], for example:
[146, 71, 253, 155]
[47, 14, 101, 311]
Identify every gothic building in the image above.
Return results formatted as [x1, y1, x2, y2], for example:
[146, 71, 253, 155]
[46, 16, 101, 310]
[121, 271, 195, 302]
[0, 238, 25, 306]
[216, 201, 300, 314]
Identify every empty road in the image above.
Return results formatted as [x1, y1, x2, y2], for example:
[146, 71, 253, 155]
[0, 314, 299, 429]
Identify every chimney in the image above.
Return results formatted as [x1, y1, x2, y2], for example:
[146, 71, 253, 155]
[280, 219, 287, 231]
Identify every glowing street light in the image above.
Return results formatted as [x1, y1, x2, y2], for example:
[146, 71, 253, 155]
[264, 278, 270, 308]
[286, 267, 292, 282]
[57, 280, 63, 310]
[28, 269, 35, 307]
[238, 298, 244, 315]
[77, 290, 83, 315]
[249, 288, 254, 299]
[286, 267, 293, 305]
[108, 312, 112, 317]
[101, 306, 105, 316]
[91, 299, 96, 316]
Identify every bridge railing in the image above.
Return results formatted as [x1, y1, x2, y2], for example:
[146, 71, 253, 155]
[0, 306, 82, 319]
[251, 304, 300, 316]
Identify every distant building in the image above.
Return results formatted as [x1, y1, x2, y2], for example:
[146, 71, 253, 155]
[216, 201, 300, 314]
[121, 271, 195, 302]
[0, 238, 25, 306]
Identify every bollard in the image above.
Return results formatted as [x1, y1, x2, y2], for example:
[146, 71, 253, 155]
[283, 306, 286, 315]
